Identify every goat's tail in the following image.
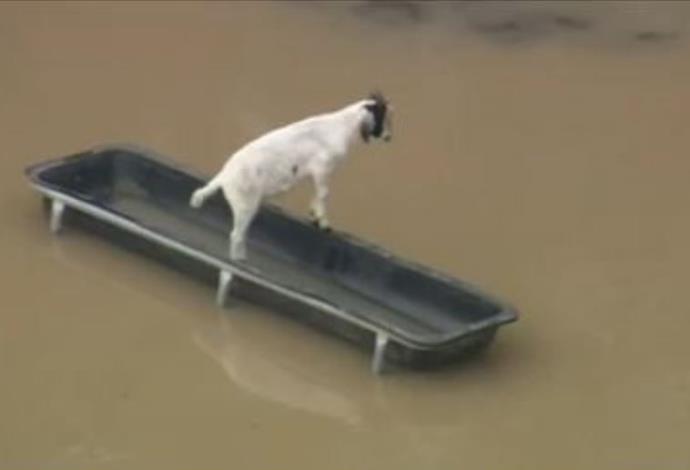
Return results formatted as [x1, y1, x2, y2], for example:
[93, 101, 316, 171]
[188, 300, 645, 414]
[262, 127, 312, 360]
[190, 174, 222, 209]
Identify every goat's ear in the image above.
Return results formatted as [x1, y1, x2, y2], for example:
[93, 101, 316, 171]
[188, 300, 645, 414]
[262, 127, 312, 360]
[369, 90, 386, 103]
[364, 103, 376, 113]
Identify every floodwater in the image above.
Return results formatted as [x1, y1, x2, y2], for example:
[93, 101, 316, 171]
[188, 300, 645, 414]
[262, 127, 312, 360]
[2, 1, 690, 468]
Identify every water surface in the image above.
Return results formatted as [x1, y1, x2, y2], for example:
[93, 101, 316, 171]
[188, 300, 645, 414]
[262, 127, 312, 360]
[2, 2, 690, 468]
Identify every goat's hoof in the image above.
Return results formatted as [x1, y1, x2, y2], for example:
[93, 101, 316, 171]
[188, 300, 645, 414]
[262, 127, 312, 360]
[311, 218, 331, 232]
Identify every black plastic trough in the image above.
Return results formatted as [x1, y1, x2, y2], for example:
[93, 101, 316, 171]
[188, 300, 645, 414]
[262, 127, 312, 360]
[25, 144, 518, 373]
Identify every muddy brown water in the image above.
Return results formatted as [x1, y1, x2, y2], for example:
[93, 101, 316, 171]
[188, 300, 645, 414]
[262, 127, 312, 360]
[2, 1, 690, 468]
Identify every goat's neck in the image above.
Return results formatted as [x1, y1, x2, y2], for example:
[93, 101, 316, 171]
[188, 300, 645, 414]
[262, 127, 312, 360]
[325, 102, 368, 156]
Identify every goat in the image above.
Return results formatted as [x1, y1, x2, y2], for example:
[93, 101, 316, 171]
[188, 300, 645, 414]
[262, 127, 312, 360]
[189, 92, 393, 261]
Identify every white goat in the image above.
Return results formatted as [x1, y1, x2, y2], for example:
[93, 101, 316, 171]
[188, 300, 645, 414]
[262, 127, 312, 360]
[189, 92, 392, 261]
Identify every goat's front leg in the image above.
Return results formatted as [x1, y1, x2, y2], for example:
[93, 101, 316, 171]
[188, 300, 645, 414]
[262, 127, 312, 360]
[309, 170, 332, 231]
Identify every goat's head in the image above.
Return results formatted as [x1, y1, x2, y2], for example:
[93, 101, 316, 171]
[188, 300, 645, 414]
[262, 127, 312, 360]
[360, 91, 392, 144]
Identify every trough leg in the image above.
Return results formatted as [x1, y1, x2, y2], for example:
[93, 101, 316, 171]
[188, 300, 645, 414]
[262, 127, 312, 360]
[372, 333, 389, 375]
[49, 199, 65, 234]
[216, 270, 234, 306]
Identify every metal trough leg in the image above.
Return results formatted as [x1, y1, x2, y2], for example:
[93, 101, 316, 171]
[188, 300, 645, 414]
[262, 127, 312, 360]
[216, 270, 234, 306]
[49, 199, 65, 234]
[372, 333, 389, 375]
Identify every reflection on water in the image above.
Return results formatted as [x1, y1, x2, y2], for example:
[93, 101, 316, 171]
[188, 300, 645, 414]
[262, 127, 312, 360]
[3, 1, 690, 469]
[194, 312, 363, 426]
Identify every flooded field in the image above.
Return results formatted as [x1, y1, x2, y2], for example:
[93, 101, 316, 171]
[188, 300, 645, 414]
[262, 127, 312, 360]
[2, 1, 690, 468]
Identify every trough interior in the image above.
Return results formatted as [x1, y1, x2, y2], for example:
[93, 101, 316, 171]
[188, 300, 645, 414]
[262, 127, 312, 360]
[36, 149, 503, 345]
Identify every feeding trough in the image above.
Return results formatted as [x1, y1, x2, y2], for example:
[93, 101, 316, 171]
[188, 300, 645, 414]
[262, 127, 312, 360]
[25, 144, 518, 374]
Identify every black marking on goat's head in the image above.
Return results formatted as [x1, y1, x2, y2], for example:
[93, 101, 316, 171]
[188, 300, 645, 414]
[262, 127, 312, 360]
[361, 91, 392, 143]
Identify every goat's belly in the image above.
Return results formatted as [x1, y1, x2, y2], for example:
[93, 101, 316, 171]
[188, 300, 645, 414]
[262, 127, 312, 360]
[261, 167, 301, 196]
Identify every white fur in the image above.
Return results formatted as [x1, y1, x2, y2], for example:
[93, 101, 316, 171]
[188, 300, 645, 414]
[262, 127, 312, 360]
[190, 99, 391, 261]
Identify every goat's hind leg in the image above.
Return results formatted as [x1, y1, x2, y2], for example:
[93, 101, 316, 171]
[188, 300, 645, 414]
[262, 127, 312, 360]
[227, 196, 260, 262]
